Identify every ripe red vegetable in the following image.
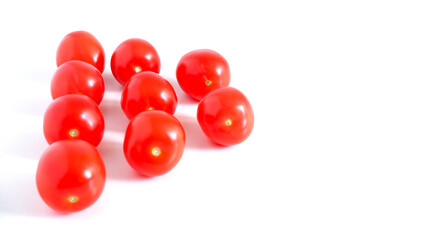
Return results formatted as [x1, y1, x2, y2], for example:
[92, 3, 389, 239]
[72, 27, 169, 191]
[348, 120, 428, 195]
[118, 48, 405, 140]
[51, 60, 105, 105]
[123, 111, 185, 177]
[56, 31, 105, 73]
[36, 140, 106, 212]
[111, 38, 161, 85]
[43, 94, 105, 146]
[176, 49, 230, 101]
[121, 72, 177, 119]
[197, 87, 254, 145]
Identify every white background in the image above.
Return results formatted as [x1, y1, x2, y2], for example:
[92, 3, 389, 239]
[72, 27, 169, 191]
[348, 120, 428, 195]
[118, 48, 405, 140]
[0, 0, 438, 239]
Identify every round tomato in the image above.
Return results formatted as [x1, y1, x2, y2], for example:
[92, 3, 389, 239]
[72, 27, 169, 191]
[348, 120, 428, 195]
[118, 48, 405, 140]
[56, 31, 105, 73]
[176, 49, 230, 101]
[36, 140, 106, 212]
[121, 72, 177, 120]
[43, 94, 105, 146]
[123, 111, 185, 177]
[111, 38, 160, 85]
[51, 60, 105, 105]
[197, 87, 254, 145]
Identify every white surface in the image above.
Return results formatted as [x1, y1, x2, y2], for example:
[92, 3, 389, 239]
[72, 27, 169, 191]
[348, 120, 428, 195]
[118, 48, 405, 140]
[1, 0, 439, 239]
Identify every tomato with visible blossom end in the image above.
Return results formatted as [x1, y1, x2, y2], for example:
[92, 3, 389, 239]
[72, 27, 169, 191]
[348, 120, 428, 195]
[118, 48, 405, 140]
[197, 87, 254, 146]
[111, 38, 160, 85]
[121, 72, 177, 120]
[51, 60, 105, 105]
[36, 140, 106, 212]
[43, 94, 105, 146]
[176, 49, 230, 101]
[123, 111, 185, 177]
[56, 31, 105, 73]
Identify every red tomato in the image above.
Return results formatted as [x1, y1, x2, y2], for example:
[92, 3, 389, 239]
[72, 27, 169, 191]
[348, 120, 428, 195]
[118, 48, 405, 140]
[123, 111, 185, 177]
[51, 60, 105, 105]
[43, 94, 105, 146]
[197, 87, 254, 146]
[121, 72, 177, 120]
[36, 140, 106, 212]
[111, 38, 160, 85]
[56, 31, 105, 73]
[176, 49, 230, 101]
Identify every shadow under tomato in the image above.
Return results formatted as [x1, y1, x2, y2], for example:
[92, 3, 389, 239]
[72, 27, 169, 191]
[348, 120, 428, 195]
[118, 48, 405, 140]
[99, 95, 129, 134]
[102, 72, 124, 92]
[0, 127, 47, 161]
[97, 136, 151, 181]
[0, 166, 68, 218]
[162, 75, 199, 105]
[175, 114, 227, 151]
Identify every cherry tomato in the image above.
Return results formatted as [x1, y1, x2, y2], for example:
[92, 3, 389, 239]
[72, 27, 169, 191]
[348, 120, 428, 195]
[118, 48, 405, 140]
[56, 31, 105, 73]
[51, 60, 105, 105]
[43, 94, 105, 146]
[36, 139, 106, 212]
[123, 111, 185, 177]
[111, 38, 160, 85]
[176, 49, 230, 101]
[197, 87, 254, 146]
[121, 72, 177, 120]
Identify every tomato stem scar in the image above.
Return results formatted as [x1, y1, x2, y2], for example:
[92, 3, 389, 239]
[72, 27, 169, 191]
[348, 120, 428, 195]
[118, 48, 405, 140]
[69, 129, 79, 137]
[152, 147, 161, 156]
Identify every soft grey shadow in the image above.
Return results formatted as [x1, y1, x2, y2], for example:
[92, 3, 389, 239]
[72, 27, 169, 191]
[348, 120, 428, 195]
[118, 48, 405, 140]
[102, 72, 124, 92]
[0, 127, 47, 160]
[97, 138, 149, 181]
[162, 75, 199, 105]
[99, 95, 129, 133]
[175, 114, 226, 150]
[0, 169, 68, 217]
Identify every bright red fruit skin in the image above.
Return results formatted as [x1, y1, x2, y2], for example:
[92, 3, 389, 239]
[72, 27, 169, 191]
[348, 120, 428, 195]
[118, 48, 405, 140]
[51, 60, 105, 105]
[123, 111, 185, 177]
[56, 31, 105, 73]
[43, 94, 105, 146]
[176, 49, 230, 101]
[121, 72, 177, 120]
[36, 140, 106, 212]
[197, 87, 254, 146]
[111, 38, 161, 85]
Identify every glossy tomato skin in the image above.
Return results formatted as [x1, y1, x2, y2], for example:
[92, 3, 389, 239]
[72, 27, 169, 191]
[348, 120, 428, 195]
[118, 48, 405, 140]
[124, 111, 185, 177]
[56, 31, 105, 73]
[111, 38, 161, 85]
[43, 94, 105, 146]
[36, 140, 106, 212]
[121, 72, 177, 120]
[197, 87, 254, 146]
[176, 49, 230, 101]
[51, 60, 105, 105]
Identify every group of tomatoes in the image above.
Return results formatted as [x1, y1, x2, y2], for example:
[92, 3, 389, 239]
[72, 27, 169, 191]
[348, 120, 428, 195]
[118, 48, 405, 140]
[36, 31, 254, 212]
